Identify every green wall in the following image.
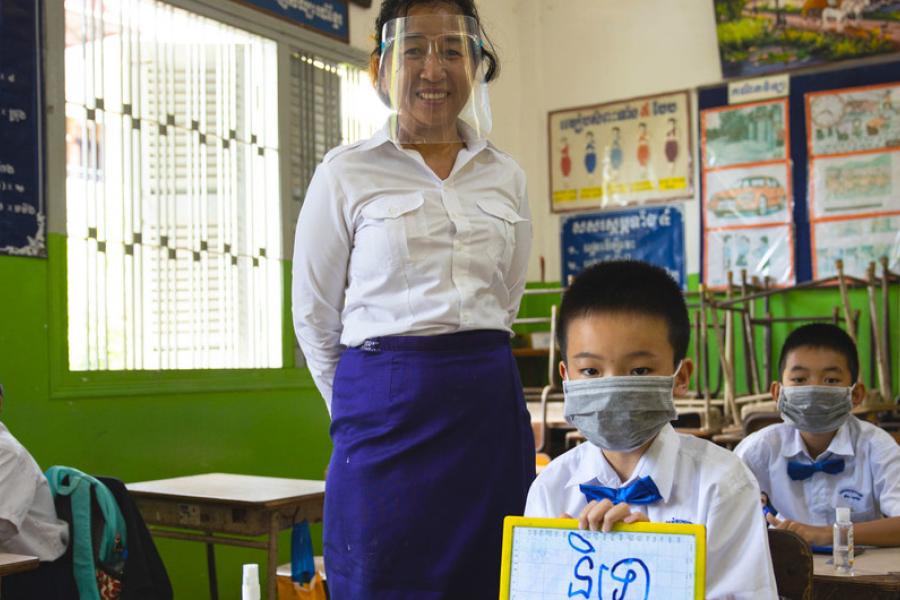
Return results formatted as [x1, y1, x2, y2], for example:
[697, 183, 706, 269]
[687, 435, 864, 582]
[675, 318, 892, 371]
[1, 234, 332, 598]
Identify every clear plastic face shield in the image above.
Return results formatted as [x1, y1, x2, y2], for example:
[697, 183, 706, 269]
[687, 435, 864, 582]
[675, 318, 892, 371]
[378, 14, 492, 144]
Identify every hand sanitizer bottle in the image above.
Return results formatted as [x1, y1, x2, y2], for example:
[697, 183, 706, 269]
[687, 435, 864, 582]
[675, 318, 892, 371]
[833, 507, 854, 575]
[242, 563, 261, 600]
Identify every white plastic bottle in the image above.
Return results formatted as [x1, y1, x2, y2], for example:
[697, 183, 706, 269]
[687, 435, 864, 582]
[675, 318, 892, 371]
[833, 507, 854, 575]
[242, 563, 261, 600]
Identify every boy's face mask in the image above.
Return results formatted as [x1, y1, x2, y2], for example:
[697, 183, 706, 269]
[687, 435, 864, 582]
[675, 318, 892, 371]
[563, 364, 681, 452]
[778, 384, 854, 434]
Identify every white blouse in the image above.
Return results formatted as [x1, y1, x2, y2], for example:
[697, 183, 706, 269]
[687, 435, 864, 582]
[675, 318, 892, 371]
[292, 126, 532, 409]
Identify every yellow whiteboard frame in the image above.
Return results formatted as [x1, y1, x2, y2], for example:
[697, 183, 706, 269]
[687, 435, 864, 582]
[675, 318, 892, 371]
[499, 516, 706, 600]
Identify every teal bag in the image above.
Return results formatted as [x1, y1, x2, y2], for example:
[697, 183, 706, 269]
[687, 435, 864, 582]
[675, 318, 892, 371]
[46, 466, 128, 600]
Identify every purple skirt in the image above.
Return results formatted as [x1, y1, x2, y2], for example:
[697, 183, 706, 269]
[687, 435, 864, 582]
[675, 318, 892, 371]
[324, 330, 535, 599]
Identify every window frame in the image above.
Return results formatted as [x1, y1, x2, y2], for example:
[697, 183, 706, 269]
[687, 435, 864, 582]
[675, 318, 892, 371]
[44, 0, 369, 399]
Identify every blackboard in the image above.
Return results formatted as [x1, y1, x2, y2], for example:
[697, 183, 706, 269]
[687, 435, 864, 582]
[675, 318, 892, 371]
[0, 0, 45, 258]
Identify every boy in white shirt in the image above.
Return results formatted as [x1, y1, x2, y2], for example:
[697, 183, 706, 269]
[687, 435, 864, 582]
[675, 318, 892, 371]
[525, 260, 777, 600]
[735, 323, 900, 546]
[0, 383, 71, 598]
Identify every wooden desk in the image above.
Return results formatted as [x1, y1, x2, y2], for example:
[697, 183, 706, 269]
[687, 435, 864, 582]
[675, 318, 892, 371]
[0, 553, 39, 578]
[127, 473, 325, 600]
[813, 547, 900, 599]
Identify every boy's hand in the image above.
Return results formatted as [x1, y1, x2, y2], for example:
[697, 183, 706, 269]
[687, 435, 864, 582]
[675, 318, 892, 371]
[766, 513, 831, 545]
[577, 499, 650, 532]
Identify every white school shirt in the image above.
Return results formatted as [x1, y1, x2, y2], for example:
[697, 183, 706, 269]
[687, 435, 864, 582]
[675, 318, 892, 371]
[525, 424, 778, 600]
[292, 126, 531, 409]
[734, 416, 900, 525]
[0, 422, 68, 561]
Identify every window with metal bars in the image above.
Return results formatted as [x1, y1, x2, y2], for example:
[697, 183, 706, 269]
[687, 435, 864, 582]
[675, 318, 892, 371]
[64, 0, 387, 373]
[65, 0, 281, 371]
[288, 51, 387, 207]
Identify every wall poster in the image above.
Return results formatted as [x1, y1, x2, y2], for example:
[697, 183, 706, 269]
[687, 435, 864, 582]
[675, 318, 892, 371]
[548, 91, 693, 213]
[806, 81, 900, 279]
[560, 205, 686, 289]
[714, 0, 900, 79]
[701, 98, 795, 288]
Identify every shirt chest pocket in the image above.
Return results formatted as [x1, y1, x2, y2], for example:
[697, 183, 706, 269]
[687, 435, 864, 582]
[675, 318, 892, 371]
[473, 198, 526, 270]
[353, 194, 426, 272]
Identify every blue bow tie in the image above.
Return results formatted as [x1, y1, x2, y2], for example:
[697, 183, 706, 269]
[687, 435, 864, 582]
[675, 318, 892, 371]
[787, 458, 845, 481]
[580, 475, 663, 506]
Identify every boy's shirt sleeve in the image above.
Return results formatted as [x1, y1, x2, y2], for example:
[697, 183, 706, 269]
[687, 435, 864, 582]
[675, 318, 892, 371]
[870, 427, 900, 517]
[705, 467, 779, 600]
[734, 431, 773, 495]
[0, 443, 39, 540]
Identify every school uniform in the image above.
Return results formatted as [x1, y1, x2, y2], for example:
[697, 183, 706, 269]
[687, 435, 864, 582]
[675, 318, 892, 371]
[735, 416, 900, 525]
[0, 422, 68, 560]
[292, 125, 534, 598]
[525, 424, 778, 600]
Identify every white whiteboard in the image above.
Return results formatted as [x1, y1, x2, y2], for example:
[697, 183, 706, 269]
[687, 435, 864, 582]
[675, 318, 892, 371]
[500, 518, 705, 600]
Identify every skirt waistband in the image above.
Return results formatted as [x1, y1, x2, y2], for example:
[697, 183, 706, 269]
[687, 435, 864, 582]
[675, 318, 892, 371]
[358, 329, 510, 352]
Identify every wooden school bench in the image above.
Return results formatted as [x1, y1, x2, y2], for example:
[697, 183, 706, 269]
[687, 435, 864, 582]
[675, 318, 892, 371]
[127, 473, 325, 600]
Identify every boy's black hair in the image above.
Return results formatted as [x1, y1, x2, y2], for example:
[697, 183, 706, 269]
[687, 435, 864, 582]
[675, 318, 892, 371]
[778, 323, 859, 383]
[557, 260, 689, 364]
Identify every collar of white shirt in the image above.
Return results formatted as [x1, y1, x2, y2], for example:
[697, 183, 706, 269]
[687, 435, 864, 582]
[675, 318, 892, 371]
[780, 419, 856, 460]
[563, 424, 678, 503]
[362, 121, 490, 156]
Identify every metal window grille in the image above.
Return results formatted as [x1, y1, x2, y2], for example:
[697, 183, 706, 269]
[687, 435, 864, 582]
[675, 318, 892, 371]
[65, 0, 281, 370]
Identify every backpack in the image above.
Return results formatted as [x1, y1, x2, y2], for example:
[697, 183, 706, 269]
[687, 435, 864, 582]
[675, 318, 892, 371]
[46, 466, 128, 600]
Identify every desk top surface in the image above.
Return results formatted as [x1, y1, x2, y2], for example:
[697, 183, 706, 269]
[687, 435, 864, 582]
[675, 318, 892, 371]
[0, 553, 40, 577]
[126, 473, 325, 508]
[813, 546, 900, 586]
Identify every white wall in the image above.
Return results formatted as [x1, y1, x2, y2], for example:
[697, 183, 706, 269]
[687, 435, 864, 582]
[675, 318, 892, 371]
[347, 0, 726, 282]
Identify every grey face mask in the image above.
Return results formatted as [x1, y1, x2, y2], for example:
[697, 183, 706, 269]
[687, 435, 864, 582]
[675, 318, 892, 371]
[778, 385, 853, 434]
[563, 370, 679, 452]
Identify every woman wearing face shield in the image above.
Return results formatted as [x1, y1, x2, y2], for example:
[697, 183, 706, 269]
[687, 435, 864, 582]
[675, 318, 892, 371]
[291, 1, 534, 597]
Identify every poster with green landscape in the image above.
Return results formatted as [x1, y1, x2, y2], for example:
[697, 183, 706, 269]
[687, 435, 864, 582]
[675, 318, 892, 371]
[715, 0, 900, 78]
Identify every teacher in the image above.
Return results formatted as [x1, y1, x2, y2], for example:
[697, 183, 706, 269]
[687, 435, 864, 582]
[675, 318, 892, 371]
[291, 0, 535, 597]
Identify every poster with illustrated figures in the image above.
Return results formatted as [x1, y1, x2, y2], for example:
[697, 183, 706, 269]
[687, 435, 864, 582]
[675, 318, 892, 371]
[705, 224, 794, 288]
[806, 82, 900, 279]
[700, 98, 795, 288]
[548, 91, 693, 213]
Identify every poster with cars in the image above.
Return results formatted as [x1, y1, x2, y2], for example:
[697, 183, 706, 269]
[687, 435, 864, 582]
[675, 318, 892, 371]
[700, 98, 794, 288]
[703, 162, 792, 229]
[548, 91, 693, 213]
[806, 82, 900, 279]
[705, 224, 795, 288]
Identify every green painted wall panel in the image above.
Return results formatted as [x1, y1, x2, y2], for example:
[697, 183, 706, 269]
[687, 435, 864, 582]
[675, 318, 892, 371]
[0, 234, 332, 598]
